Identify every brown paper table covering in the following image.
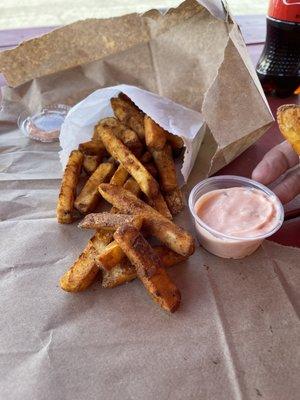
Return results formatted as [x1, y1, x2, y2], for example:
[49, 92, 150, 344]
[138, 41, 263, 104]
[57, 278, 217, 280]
[0, 122, 299, 400]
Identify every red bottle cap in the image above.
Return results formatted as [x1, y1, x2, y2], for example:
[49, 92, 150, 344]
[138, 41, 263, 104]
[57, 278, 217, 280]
[268, 0, 300, 23]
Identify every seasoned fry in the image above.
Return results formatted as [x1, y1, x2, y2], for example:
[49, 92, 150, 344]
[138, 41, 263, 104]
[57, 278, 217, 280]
[97, 215, 143, 270]
[102, 245, 186, 288]
[110, 177, 141, 214]
[75, 162, 115, 214]
[99, 184, 195, 257]
[123, 177, 141, 197]
[164, 187, 185, 215]
[140, 151, 152, 163]
[154, 245, 186, 268]
[83, 155, 100, 175]
[151, 143, 177, 192]
[148, 192, 172, 219]
[144, 116, 167, 150]
[111, 97, 145, 139]
[57, 150, 83, 224]
[102, 260, 136, 288]
[277, 104, 300, 155]
[114, 224, 181, 312]
[99, 240, 126, 270]
[144, 162, 158, 178]
[59, 230, 112, 292]
[165, 131, 184, 150]
[110, 164, 129, 186]
[78, 212, 142, 231]
[95, 117, 143, 156]
[99, 127, 159, 198]
[79, 140, 105, 156]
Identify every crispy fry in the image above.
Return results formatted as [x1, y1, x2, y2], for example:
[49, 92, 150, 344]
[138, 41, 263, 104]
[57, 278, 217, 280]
[123, 177, 141, 197]
[165, 131, 184, 150]
[74, 162, 115, 214]
[95, 117, 143, 156]
[111, 97, 145, 139]
[97, 215, 143, 270]
[99, 184, 195, 257]
[110, 164, 129, 186]
[148, 192, 172, 219]
[154, 245, 186, 267]
[118, 92, 139, 108]
[99, 126, 159, 198]
[83, 155, 100, 175]
[102, 245, 186, 288]
[56, 150, 83, 224]
[78, 212, 142, 231]
[144, 116, 167, 150]
[99, 240, 126, 270]
[140, 151, 152, 163]
[102, 259, 136, 288]
[151, 143, 177, 192]
[110, 177, 141, 214]
[114, 224, 181, 312]
[79, 140, 105, 156]
[59, 230, 112, 292]
[277, 104, 300, 155]
[164, 187, 185, 215]
[144, 162, 158, 178]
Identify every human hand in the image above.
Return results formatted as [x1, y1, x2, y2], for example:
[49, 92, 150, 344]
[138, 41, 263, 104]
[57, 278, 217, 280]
[252, 141, 300, 204]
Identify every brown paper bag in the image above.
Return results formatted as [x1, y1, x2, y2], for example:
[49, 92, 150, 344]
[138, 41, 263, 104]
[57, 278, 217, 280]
[0, 0, 273, 178]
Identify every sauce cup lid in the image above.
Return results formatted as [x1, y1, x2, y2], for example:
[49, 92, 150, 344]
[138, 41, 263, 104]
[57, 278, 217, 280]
[188, 175, 284, 242]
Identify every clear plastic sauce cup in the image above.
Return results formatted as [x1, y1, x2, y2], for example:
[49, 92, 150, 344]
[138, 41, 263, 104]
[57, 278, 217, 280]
[188, 176, 284, 259]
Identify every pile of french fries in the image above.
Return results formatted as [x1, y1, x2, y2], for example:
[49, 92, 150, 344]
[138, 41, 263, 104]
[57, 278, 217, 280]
[57, 93, 195, 312]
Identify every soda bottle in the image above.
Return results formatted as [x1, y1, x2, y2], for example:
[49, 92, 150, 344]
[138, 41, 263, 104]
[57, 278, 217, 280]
[256, 0, 300, 98]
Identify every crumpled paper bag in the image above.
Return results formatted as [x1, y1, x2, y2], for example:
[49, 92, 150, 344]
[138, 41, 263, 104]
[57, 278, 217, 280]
[0, 0, 273, 179]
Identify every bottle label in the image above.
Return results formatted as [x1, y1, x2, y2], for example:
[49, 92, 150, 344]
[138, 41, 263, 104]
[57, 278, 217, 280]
[268, 0, 300, 22]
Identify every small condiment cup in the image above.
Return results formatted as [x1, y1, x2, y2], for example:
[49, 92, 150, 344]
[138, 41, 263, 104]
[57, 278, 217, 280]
[188, 175, 284, 259]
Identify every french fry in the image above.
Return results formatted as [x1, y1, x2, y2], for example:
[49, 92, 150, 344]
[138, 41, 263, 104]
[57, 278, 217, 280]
[56, 150, 83, 224]
[110, 177, 141, 214]
[97, 215, 143, 270]
[140, 151, 152, 163]
[102, 259, 136, 288]
[164, 187, 185, 215]
[277, 104, 300, 155]
[114, 224, 181, 312]
[111, 97, 145, 139]
[144, 162, 158, 178]
[59, 230, 112, 292]
[78, 212, 142, 231]
[102, 245, 186, 288]
[165, 131, 184, 151]
[150, 143, 177, 192]
[75, 162, 115, 214]
[83, 155, 100, 175]
[99, 184, 195, 257]
[99, 241, 126, 270]
[148, 192, 172, 219]
[99, 127, 159, 198]
[144, 116, 167, 150]
[110, 164, 129, 186]
[95, 117, 143, 156]
[123, 177, 141, 196]
[79, 140, 105, 156]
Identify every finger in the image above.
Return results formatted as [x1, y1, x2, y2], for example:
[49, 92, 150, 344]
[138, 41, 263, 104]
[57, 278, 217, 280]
[252, 141, 299, 185]
[273, 167, 300, 204]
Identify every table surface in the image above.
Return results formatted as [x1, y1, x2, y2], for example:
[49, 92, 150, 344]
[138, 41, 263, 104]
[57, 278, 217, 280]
[0, 15, 299, 247]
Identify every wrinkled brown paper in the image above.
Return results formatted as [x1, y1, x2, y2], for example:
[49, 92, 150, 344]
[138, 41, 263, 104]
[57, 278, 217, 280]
[1, 1, 299, 399]
[0, 0, 273, 178]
